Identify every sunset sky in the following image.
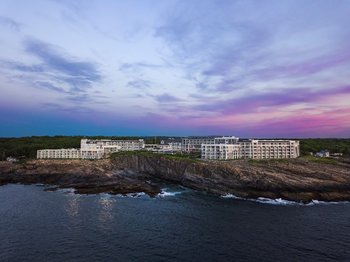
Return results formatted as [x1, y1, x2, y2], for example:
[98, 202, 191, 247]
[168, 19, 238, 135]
[1, 0, 350, 137]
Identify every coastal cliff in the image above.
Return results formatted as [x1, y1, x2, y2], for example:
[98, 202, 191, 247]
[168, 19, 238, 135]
[111, 154, 350, 201]
[1, 154, 350, 202]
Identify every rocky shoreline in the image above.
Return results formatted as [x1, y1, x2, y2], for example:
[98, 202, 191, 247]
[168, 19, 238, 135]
[1, 155, 350, 202]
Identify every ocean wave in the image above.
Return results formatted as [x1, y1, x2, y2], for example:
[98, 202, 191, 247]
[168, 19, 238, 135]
[255, 197, 302, 205]
[221, 194, 350, 206]
[157, 188, 184, 197]
[124, 192, 146, 198]
[305, 200, 350, 206]
[221, 194, 243, 199]
[58, 188, 75, 194]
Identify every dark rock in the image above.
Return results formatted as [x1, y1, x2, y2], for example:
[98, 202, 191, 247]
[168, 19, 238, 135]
[1, 156, 350, 202]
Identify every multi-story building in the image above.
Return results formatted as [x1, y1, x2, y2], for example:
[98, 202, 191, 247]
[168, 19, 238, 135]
[182, 137, 214, 152]
[160, 142, 182, 152]
[37, 139, 145, 160]
[201, 144, 241, 160]
[201, 138, 299, 160]
[238, 139, 300, 159]
[37, 148, 81, 159]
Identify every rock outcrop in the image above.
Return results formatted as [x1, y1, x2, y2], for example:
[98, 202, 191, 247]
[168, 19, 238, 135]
[1, 155, 350, 201]
[111, 155, 350, 201]
[0, 159, 161, 196]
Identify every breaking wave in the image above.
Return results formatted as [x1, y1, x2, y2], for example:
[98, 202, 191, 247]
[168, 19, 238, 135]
[58, 188, 75, 194]
[123, 192, 146, 198]
[221, 194, 243, 200]
[157, 188, 185, 197]
[221, 194, 350, 206]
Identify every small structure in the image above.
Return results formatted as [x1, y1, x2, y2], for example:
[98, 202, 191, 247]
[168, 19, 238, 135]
[6, 156, 18, 162]
[315, 150, 330, 158]
[331, 152, 343, 157]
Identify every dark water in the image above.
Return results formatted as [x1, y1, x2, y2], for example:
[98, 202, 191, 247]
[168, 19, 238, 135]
[1, 184, 350, 262]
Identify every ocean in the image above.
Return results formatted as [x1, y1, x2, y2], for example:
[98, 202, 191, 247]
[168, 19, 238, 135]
[1, 184, 350, 261]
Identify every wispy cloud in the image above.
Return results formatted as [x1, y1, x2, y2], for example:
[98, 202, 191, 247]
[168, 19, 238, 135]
[34, 81, 67, 93]
[127, 79, 151, 89]
[153, 93, 182, 103]
[1, 60, 44, 73]
[24, 38, 101, 89]
[0, 16, 21, 31]
[194, 85, 350, 114]
[119, 62, 164, 73]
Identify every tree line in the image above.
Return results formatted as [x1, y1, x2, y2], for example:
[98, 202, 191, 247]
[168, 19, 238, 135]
[0, 136, 349, 160]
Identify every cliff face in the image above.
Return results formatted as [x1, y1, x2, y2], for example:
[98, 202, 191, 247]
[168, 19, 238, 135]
[1, 155, 350, 201]
[111, 155, 350, 201]
[0, 159, 161, 196]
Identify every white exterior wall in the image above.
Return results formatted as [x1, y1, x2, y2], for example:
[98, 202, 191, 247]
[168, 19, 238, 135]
[201, 144, 241, 160]
[214, 136, 239, 144]
[37, 139, 146, 160]
[239, 140, 300, 159]
[182, 138, 216, 152]
[81, 139, 145, 152]
[201, 139, 300, 160]
[37, 149, 81, 159]
[161, 142, 182, 152]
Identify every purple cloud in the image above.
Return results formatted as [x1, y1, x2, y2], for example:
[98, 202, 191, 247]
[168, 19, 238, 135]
[195, 85, 350, 114]
[154, 93, 182, 103]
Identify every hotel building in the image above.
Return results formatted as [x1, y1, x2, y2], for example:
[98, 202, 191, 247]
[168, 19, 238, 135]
[36, 148, 81, 159]
[182, 137, 217, 152]
[201, 138, 300, 160]
[37, 139, 145, 160]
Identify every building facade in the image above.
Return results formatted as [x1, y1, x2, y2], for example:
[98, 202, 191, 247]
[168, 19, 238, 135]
[201, 138, 300, 160]
[201, 144, 241, 160]
[238, 139, 300, 159]
[160, 142, 182, 152]
[37, 148, 81, 159]
[37, 139, 145, 160]
[182, 136, 238, 152]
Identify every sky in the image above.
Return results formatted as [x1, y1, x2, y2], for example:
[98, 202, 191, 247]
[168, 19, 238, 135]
[0, 0, 350, 138]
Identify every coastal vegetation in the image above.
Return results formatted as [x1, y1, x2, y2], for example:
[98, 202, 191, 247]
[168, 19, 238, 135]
[0, 136, 349, 160]
[0, 136, 162, 160]
[299, 138, 350, 155]
[111, 151, 200, 163]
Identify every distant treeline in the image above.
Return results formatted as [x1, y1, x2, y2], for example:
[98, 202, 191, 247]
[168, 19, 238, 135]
[299, 139, 350, 156]
[0, 136, 169, 160]
[0, 136, 349, 160]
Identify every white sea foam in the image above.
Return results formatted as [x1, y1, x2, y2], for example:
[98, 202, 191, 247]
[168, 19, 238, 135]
[220, 194, 350, 206]
[305, 200, 350, 206]
[59, 188, 75, 194]
[157, 188, 183, 197]
[221, 194, 243, 199]
[124, 192, 146, 197]
[255, 197, 301, 205]
[255, 197, 350, 206]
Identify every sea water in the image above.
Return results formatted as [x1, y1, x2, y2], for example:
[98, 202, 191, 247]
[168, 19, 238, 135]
[1, 184, 350, 261]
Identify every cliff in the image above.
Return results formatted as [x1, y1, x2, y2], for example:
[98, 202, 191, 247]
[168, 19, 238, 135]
[111, 154, 350, 201]
[0, 159, 161, 196]
[1, 154, 350, 202]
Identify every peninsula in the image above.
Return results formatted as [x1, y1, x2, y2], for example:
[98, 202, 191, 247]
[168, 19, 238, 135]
[1, 152, 350, 202]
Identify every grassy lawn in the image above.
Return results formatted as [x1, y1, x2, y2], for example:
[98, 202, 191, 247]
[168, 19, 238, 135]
[302, 155, 338, 164]
[111, 150, 199, 163]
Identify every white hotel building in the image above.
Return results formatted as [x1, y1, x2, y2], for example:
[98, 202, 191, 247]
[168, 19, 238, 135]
[183, 136, 300, 160]
[37, 139, 145, 160]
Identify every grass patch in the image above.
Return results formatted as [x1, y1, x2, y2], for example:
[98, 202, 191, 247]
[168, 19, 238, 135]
[302, 155, 338, 164]
[110, 150, 200, 163]
[248, 158, 290, 164]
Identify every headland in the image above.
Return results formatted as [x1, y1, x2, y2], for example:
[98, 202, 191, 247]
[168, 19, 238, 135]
[1, 152, 350, 202]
